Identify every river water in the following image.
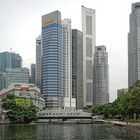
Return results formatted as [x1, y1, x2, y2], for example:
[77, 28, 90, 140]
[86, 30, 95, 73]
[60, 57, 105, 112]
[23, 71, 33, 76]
[0, 123, 140, 140]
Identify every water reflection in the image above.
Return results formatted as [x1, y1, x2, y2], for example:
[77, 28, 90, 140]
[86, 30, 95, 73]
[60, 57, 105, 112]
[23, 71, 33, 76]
[0, 123, 140, 140]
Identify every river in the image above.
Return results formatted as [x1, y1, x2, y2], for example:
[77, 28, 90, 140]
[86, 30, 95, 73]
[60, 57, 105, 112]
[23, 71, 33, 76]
[0, 123, 140, 140]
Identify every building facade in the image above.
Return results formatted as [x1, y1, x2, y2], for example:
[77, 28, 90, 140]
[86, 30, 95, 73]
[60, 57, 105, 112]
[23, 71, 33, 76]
[36, 35, 42, 89]
[117, 88, 127, 98]
[11, 52, 22, 69]
[62, 19, 73, 108]
[41, 11, 63, 109]
[72, 29, 83, 109]
[2, 68, 29, 88]
[0, 52, 22, 72]
[128, 2, 140, 87]
[0, 83, 45, 110]
[0, 52, 11, 72]
[30, 64, 36, 84]
[82, 6, 96, 107]
[93, 46, 109, 105]
[0, 73, 5, 91]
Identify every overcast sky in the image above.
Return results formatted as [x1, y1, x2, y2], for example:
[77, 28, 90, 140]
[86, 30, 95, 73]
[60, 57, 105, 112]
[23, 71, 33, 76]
[0, 0, 139, 102]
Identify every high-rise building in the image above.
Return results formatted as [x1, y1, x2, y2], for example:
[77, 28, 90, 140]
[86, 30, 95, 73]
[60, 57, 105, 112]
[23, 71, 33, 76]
[36, 35, 42, 89]
[30, 64, 36, 84]
[62, 19, 73, 108]
[93, 46, 109, 105]
[82, 6, 96, 107]
[128, 2, 140, 87]
[72, 29, 83, 109]
[0, 52, 11, 72]
[0, 52, 22, 72]
[41, 11, 63, 109]
[2, 68, 29, 88]
[11, 52, 22, 69]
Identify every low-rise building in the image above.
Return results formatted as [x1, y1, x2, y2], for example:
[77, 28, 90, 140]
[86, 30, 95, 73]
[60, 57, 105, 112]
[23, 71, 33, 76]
[117, 88, 127, 98]
[0, 83, 45, 110]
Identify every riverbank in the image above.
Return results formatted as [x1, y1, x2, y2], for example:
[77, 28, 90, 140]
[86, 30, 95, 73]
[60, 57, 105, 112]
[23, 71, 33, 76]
[103, 120, 140, 128]
[0, 119, 10, 124]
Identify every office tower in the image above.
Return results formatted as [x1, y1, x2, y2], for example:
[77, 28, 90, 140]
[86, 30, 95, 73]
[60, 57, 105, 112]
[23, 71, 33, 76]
[30, 64, 36, 84]
[62, 19, 73, 108]
[0, 52, 11, 72]
[93, 46, 109, 105]
[41, 11, 63, 108]
[2, 68, 29, 88]
[128, 2, 140, 87]
[11, 52, 22, 68]
[36, 35, 42, 89]
[0, 52, 22, 72]
[82, 6, 96, 107]
[72, 29, 83, 109]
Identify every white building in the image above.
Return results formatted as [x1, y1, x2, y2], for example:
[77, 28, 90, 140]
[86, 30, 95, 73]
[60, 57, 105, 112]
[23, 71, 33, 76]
[82, 6, 96, 107]
[62, 19, 76, 109]
[0, 83, 45, 110]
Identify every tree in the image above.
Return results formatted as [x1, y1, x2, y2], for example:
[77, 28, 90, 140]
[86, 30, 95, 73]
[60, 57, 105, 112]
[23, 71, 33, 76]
[92, 82, 140, 120]
[2, 94, 38, 123]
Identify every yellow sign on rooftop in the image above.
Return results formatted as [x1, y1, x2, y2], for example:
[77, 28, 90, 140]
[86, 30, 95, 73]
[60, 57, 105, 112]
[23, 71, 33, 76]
[42, 19, 54, 25]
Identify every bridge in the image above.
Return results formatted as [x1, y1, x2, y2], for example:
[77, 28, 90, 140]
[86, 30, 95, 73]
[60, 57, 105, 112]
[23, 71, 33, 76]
[37, 109, 92, 122]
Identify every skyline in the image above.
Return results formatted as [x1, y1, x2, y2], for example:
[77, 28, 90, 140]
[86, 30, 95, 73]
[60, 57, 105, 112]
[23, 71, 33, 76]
[0, 0, 139, 102]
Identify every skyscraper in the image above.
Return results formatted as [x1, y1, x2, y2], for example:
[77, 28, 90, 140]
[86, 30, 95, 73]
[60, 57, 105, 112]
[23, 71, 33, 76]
[62, 19, 72, 108]
[30, 64, 36, 84]
[41, 11, 63, 108]
[0, 52, 12, 72]
[128, 2, 140, 87]
[82, 6, 96, 107]
[0, 52, 22, 72]
[72, 29, 83, 109]
[36, 35, 42, 89]
[11, 52, 22, 69]
[93, 46, 109, 105]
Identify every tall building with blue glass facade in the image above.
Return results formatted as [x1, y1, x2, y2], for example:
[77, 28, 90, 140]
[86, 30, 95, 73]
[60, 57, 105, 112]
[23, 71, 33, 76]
[11, 52, 22, 69]
[0, 52, 11, 72]
[41, 11, 63, 108]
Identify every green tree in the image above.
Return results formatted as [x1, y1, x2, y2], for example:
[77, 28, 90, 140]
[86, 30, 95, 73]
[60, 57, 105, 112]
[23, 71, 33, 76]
[92, 82, 140, 120]
[2, 94, 38, 123]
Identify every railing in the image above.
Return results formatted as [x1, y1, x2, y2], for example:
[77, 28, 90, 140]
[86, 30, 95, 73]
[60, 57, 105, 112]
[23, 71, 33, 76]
[38, 109, 92, 119]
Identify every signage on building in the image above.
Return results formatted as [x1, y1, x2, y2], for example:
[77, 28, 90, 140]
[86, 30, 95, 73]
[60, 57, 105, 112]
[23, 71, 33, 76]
[42, 19, 53, 25]
[20, 87, 29, 92]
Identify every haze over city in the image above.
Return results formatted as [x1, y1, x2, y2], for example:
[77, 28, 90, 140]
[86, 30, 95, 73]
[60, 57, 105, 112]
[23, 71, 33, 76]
[0, 0, 139, 102]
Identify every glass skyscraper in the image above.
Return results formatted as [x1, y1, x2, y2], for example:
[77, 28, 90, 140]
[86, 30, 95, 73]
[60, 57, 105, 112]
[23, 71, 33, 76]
[0, 52, 11, 72]
[41, 11, 63, 108]
[11, 52, 22, 69]
[128, 2, 140, 87]
[0, 52, 22, 72]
